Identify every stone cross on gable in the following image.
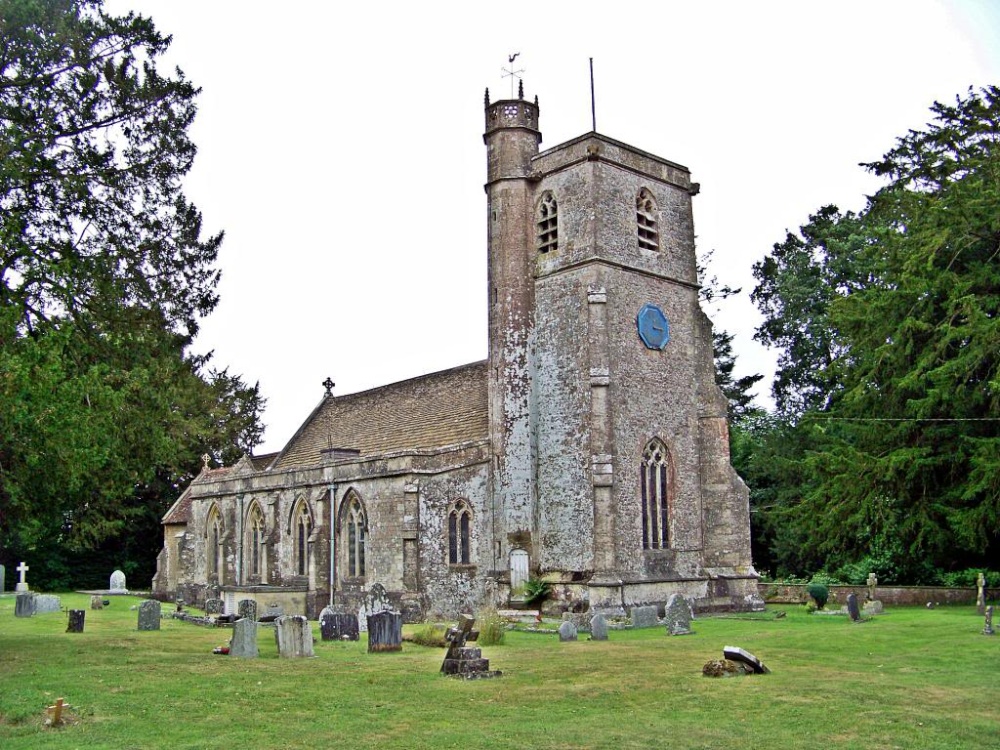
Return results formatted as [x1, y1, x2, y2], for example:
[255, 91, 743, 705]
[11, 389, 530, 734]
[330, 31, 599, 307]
[15, 561, 29, 592]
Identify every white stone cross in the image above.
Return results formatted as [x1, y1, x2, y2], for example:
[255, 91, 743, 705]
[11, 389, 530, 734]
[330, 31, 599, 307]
[15, 561, 29, 592]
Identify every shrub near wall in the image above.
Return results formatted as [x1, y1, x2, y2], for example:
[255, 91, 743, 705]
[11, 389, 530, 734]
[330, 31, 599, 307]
[758, 583, 991, 607]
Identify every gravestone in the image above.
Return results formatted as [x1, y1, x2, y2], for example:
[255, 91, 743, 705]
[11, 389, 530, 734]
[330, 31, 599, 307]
[846, 592, 861, 622]
[320, 607, 359, 641]
[137, 599, 161, 631]
[35, 594, 62, 614]
[984, 606, 995, 636]
[274, 615, 314, 658]
[15, 561, 29, 592]
[367, 610, 403, 653]
[723, 645, 770, 674]
[230, 618, 259, 658]
[0, 563, 5, 593]
[66, 610, 85, 632]
[866, 572, 878, 601]
[204, 598, 223, 615]
[90, 595, 104, 610]
[237, 599, 258, 622]
[558, 621, 578, 642]
[440, 615, 501, 678]
[590, 613, 608, 641]
[631, 605, 658, 629]
[109, 569, 126, 592]
[664, 594, 694, 636]
[863, 600, 884, 616]
[976, 572, 987, 616]
[15, 592, 36, 617]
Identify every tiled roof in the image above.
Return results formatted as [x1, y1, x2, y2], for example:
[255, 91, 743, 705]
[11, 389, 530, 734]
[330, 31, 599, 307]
[161, 465, 235, 524]
[272, 361, 488, 470]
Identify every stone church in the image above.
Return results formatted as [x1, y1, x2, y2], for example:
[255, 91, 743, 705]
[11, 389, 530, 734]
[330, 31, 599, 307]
[152, 82, 761, 620]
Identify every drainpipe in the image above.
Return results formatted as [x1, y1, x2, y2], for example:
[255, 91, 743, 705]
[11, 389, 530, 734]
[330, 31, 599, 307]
[329, 483, 338, 608]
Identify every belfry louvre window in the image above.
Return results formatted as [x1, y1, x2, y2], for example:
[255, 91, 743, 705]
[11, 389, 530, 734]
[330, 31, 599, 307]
[537, 192, 558, 253]
[637, 188, 659, 251]
[448, 501, 472, 565]
[641, 439, 672, 549]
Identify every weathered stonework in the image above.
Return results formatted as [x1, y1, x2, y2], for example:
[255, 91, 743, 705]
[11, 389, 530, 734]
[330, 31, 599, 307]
[151, 83, 761, 620]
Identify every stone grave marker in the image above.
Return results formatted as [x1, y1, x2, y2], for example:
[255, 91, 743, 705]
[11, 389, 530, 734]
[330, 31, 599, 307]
[274, 615, 314, 658]
[360, 582, 391, 633]
[984, 605, 995, 636]
[137, 599, 161, 631]
[109, 569, 126, 592]
[440, 615, 501, 678]
[15, 592, 36, 617]
[558, 621, 578, 641]
[204, 598, 223, 615]
[237, 599, 258, 622]
[66, 609, 85, 632]
[867, 572, 878, 601]
[320, 607, 359, 641]
[846, 592, 861, 622]
[90, 595, 104, 610]
[230, 618, 259, 658]
[35, 594, 62, 614]
[664, 593, 694, 636]
[367, 610, 403, 653]
[15, 561, 29, 592]
[976, 572, 987, 616]
[723, 645, 770, 674]
[631, 605, 658, 629]
[863, 600, 884, 616]
[590, 613, 608, 641]
[0, 563, 5, 593]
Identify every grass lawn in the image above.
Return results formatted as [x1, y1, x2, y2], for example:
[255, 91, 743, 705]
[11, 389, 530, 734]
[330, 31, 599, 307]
[0, 593, 996, 749]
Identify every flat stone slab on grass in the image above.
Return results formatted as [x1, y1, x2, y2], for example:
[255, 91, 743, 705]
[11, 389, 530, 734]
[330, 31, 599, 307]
[723, 646, 769, 674]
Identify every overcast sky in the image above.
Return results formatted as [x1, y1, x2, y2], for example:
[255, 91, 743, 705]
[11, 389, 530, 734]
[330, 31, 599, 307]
[106, 0, 1000, 454]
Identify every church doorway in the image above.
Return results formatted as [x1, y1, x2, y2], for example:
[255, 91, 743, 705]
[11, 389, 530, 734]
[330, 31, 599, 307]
[509, 548, 529, 602]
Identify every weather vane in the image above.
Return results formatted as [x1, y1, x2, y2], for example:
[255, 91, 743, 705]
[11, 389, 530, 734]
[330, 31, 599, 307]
[501, 53, 524, 99]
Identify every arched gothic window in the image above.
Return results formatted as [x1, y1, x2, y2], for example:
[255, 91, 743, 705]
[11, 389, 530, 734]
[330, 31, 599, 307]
[292, 499, 312, 577]
[206, 504, 224, 583]
[448, 500, 472, 565]
[637, 188, 659, 251]
[537, 192, 558, 253]
[641, 439, 673, 549]
[246, 501, 266, 581]
[342, 491, 367, 578]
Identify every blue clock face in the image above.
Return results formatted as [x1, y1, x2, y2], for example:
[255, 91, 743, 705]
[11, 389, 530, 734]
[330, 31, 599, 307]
[637, 304, 670, 350]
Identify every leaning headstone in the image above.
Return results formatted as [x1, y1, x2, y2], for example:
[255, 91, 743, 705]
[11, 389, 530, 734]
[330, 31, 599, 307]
[664, 594, 694, 636]
[984, 605, 995, 636]
[15, 561, 29, 592]
[15, 592, 36, 617]
[137, 599, 161, 631]
[846, 592, 861, 622]
[229, 618, 259, 658]
[723, 645, 770, 674]
[976, 572, 987, 616]
[237, 599, 258, 622]
[558, 621, 578, 641]
[66, 610, 85, 633]
[367, 610, 403, 653]
[590, 613, 608, 641]
[440, 615, 501, 678]
[90, 595, 104, 610]
[274, 615, 314, 658]
[204, 598, 223, 615]
[631, 605, 658, 629]
[35, 594, 62, 614]
[109, 569, 126, 592]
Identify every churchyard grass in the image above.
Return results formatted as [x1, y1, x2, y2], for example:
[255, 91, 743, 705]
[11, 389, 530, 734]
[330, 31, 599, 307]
[0, 594, 995, 749]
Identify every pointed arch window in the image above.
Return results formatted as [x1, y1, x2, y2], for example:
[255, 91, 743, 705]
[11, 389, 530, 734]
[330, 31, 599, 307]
[637, 188, 659, 251]
[292, 499, 312, 577]
[537, 192, 558, 253]
[246, 502, 266, 581]
[641, 439, 673, 549]
[448, 500, 472, 565]
[342, 491, 367, 578]
[206, 504, 224, 583]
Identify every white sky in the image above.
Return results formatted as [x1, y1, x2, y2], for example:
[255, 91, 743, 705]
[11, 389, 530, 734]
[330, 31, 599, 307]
[106, 0, 1000, 454]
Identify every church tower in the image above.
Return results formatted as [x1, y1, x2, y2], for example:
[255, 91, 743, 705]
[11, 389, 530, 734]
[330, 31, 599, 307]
[484, 82, 759, 612]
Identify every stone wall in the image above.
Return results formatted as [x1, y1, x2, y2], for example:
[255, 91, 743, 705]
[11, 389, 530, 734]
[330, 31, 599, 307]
[758, 582, 991, 607]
